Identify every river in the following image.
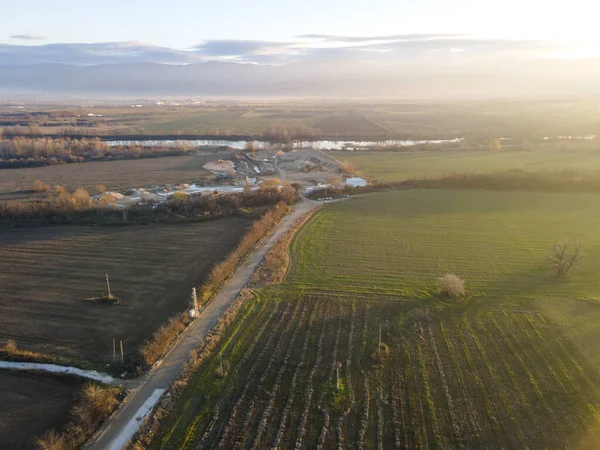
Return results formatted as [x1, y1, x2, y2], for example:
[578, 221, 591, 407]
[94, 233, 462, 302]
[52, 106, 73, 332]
[106, 138, 464, 150]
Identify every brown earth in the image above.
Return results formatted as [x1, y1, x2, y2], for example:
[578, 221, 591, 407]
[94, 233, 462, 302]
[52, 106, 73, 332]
[315, 113, 387, 134]
[0, 218, 250, 366]
[0, 153, 233, 202]
[0, 371, 83, 450]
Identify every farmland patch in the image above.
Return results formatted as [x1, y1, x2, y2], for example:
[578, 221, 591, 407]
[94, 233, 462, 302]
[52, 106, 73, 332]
[316, 114, 388, 134]
[0, 218, 251, 366]
[0, 371, 83, 450]
[149, 188, 600, 449]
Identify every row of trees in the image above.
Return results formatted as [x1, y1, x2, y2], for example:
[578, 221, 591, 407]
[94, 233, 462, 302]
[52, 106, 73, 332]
[0, 136, 193, 168]
[0, 184, 299, 227]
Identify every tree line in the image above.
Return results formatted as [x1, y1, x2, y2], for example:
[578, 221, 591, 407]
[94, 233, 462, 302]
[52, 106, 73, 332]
[0, 184, 299, 227]
[0, 136, 194, 168]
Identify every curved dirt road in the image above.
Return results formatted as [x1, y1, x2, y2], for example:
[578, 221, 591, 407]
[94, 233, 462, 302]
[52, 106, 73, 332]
[85, 199, 318, 450]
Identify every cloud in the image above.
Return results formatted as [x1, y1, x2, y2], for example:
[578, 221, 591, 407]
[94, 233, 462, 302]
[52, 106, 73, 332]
[0, 36, 583, 67]
[0, 41, 206, 65]
[193, 39, 297, 57]
[298, 33, 469, 42]
[10, 34, 46, 40]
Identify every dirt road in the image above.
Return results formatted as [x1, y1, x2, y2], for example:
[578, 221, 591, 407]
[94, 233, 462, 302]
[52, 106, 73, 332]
[85, 199, 318, 450]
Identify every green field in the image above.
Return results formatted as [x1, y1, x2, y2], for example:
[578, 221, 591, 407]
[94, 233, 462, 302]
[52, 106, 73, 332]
[289, 190, 600, 303]
[150, 190, 600, 449]
[334, 147, 600, 181]
[118, 109, 326, 134]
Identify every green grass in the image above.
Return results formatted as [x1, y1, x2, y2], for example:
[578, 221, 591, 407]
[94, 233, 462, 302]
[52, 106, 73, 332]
[150, 189, 600, 449]
[333, 147, 600, 180]
[289, 189, 600, 303]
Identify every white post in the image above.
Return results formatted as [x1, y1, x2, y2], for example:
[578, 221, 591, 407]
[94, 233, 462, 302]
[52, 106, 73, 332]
[191, 287, 198, 311]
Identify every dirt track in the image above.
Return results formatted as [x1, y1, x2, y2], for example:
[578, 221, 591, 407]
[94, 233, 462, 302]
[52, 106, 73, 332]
[85, 199, 319, 450]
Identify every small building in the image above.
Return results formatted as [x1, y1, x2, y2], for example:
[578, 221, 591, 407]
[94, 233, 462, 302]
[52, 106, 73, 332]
[345, 177, 367, 187]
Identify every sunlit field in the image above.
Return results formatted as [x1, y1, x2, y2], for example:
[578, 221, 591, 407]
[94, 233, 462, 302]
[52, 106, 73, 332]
[334, 147, 600, 181]
[152, 189, 600, 449]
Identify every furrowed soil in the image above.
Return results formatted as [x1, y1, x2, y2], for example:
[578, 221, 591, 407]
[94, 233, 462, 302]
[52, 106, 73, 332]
[0, 218, 250, 365]
[150, 189, 600, 449]
[0, 371, 83, 450]
[0, 153, 229, 201]
[316, 113, 387, 134]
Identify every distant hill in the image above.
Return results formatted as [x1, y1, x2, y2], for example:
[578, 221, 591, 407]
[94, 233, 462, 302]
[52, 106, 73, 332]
[1, 59, 599, 99]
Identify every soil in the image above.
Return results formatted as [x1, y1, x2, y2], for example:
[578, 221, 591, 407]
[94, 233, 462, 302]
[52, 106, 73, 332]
[315, 113, 387, 134]
[0, 217, 251, 365]
[0, 153, 234, 202]
[0, 371, 82, 450]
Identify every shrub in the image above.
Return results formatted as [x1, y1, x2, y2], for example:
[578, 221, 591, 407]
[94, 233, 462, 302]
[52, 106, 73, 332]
[96, 184, 107, 194]
[36, 429, 67, 450]
[437, 273, 465, 300]
[54, 185, 66, 195]
[98, 193, 118, 204]
[36, 383, 121, 450]
[139, 314, 188, 368]
[4, 339, 17, 353]
[371, 342, 391, 366]
[32, 179, 51, 192]
[170, 191, 189, 202]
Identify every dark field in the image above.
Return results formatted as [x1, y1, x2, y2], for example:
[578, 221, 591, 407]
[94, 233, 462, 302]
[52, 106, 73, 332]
[0, 153, 227, 201]
[0, 371, 82, 450]
[0, 218, 250, 365]
[316, 114, 387, 134]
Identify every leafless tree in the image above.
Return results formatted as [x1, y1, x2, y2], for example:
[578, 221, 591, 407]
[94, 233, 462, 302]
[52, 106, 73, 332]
[550, 241, 583, 279]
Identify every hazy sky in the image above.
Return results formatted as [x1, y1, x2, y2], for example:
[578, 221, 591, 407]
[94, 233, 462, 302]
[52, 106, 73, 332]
[2, 0, 598, 48]
[2, 0, 599, 67]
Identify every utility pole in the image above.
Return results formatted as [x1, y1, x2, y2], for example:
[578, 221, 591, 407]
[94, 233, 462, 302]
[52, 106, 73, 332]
[336, 362, 341, 390]
[113, 338, 116, 361]
[220, 353, 224, 378]
[120, 340, 124, 365]
[105, 272, 112, 298]
[378, 324, 382, 351]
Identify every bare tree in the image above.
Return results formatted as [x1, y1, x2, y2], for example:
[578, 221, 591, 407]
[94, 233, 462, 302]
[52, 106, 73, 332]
[550, 241, 583, 279]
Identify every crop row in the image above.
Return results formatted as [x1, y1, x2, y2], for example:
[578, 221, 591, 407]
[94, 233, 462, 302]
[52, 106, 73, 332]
[152, 296, 600, 449]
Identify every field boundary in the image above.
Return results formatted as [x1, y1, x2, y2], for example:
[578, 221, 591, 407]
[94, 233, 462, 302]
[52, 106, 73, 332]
[0, 361, 114, 384]
[284, 206, 322, 279]
[84, 200, 317, 450]
[142, 203, 293, 374]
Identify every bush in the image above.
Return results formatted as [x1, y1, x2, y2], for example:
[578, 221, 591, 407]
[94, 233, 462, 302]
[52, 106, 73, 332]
[96, 184, 107, 194]
[371, 342, 391, 366]
[36, 383, 121, 450]
[4, 339, 17, 353]
[170, 191, 189, 202]
[32, 179, 51, 192]
[139, 314, 189, 368]
[437, 273, 465, 300]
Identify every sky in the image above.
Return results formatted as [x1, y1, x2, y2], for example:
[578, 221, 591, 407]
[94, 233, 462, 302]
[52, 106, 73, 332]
[1, 0, 599, 65]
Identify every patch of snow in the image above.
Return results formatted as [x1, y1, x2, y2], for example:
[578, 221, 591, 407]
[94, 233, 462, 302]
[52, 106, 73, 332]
[107, 388, 165, 450]
[0, 361, 114, 384]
